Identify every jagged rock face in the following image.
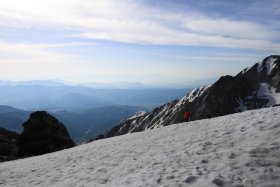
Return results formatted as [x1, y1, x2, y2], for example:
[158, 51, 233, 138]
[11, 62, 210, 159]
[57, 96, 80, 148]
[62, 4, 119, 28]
[17, 111, 75, 157]
[107, 55, 280, 137]
[267, 56, 280, 90]
[0, 128, 19, 162]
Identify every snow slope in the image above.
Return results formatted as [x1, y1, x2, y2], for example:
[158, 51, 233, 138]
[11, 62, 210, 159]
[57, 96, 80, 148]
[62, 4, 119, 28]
[1, 107, 280, 187]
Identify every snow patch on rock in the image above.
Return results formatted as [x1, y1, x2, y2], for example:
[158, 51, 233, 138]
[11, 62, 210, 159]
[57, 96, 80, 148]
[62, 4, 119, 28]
[257, 61, 262, 72]
[257, 56, 278, 75]
[127, 111, 147, 120]
[236, 97, 247, 112]
[186, 85, 211, 102]
[257, 83, 280, 106]
[265, 57, 277, 75]
[241, 67, 249, 74]
[172, 85, 211, 113]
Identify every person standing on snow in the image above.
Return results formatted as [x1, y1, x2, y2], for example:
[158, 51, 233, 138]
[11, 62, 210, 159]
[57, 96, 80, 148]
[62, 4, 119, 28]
[184, 110, 191, 122]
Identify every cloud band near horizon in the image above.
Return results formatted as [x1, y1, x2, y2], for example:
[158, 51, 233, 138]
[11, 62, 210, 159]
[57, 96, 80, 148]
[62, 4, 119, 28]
[0, 0, 279, 84]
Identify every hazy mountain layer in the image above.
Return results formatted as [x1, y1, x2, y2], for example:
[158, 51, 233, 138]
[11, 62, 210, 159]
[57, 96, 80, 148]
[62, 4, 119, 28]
[0, 105, 147, 143]
[0, 85, 190, 110]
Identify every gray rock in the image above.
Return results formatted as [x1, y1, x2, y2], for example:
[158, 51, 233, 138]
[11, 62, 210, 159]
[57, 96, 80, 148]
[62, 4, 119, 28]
[0, 128, 19, 162]
[17, 111, 75, 157]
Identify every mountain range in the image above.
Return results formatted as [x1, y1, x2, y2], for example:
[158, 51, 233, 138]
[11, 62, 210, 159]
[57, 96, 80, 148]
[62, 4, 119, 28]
[0, 84, 190, 110]
[106, 55, 280, 137]
[1, 55, 279, 143]
[1, 55, 279, 186]
[0, 84, 191, 142]
[0, 105, 147, 143]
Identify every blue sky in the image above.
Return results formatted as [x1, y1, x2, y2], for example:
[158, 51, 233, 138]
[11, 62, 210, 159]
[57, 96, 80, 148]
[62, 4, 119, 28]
[0, 0, 279, 87]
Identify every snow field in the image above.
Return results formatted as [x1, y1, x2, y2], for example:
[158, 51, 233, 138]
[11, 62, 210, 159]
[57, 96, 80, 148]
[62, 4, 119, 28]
[0, 107, 280, 187]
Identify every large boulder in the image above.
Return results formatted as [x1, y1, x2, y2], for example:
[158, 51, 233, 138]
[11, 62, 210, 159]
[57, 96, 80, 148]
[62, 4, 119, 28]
[0, 127, 19, 162]
[17, 111, 75, 157]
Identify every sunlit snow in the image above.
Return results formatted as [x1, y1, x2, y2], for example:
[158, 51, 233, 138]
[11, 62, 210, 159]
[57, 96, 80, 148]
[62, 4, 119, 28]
[0, 107, 279, 187]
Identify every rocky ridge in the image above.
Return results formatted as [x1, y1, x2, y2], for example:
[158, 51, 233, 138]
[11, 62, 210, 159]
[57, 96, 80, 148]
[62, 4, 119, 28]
[107, 55, 280, 137]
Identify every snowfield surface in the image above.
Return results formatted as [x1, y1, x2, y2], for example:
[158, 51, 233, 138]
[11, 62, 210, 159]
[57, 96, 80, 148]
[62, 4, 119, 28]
[1, 107, 280, 187]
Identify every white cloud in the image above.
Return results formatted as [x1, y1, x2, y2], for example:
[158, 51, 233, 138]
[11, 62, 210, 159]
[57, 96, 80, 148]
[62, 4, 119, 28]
[0, 0, 279, 50]
[0, 0, 279, 83]
[182, 17, 275, 40]
[0, 41, 96, 69]
[0, 42, 68, 63]
[0, 41, 98, 81]
[0, 41, 94, 52]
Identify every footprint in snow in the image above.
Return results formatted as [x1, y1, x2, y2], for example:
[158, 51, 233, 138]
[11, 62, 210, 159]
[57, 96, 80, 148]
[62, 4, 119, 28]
[184, 175, 198, 184]
[212, 177, 226, 187]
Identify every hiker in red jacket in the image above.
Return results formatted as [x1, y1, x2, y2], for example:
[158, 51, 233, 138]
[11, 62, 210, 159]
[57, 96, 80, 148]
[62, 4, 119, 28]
[184, 110, 191, 122]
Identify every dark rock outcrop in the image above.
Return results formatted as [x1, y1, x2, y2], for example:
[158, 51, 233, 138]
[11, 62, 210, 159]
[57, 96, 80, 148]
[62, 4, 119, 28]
[17, 111, 75, 157]
[0, 127, 19, 162]
[107, 55, 280, 137]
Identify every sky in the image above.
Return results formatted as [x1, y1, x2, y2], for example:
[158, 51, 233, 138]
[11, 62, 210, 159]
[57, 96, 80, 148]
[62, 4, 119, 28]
[0, 0, 279, 87]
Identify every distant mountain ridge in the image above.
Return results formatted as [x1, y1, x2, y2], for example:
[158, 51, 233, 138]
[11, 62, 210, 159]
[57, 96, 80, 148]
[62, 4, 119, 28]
[0, 106, 30, 133]
[53, 105, 148, 142]
[0, 80, 66, 86]
[0, 105, 148, 143]
[0, 84, 189, 110]
[106, 55, 280, 137]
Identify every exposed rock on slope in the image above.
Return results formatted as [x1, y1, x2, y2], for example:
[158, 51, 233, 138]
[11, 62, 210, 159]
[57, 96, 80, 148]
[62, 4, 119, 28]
[0, 128, 19, 162]
[107, 55, 280, 137]
[17, 111, 75, 157]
